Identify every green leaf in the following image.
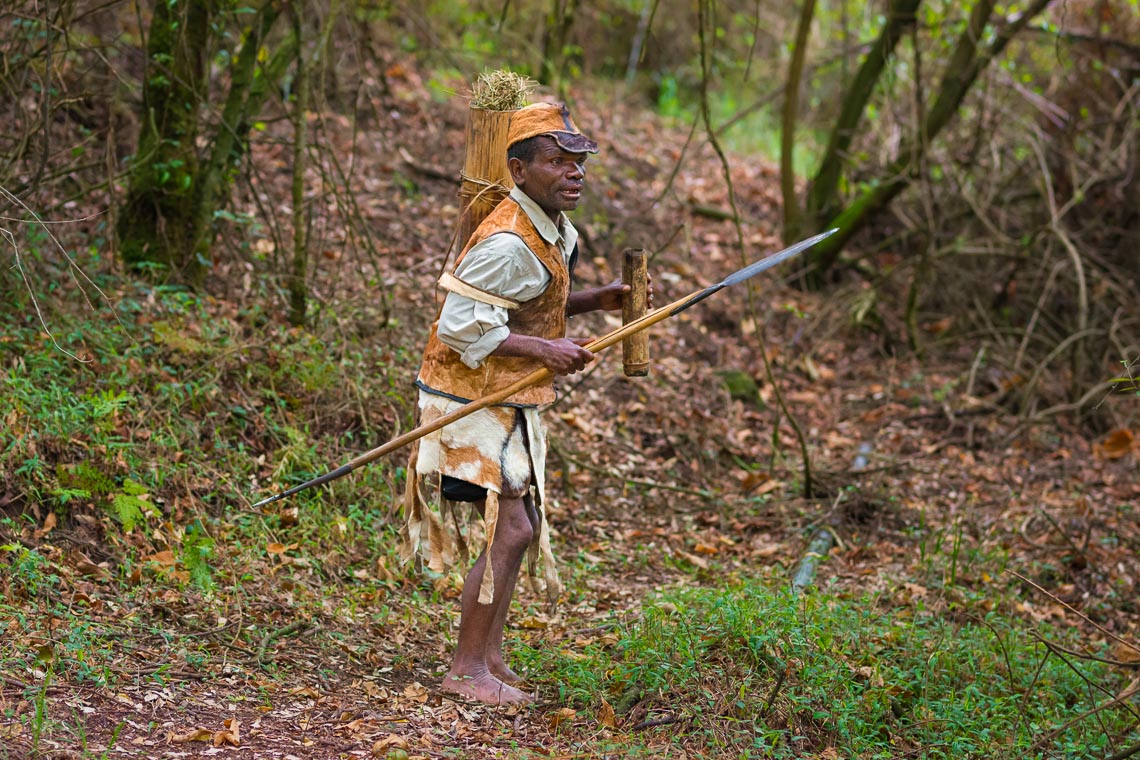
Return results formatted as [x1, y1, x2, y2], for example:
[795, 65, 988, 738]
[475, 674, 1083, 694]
[110, 492, 147, 530]
[121, 478, 148, 496]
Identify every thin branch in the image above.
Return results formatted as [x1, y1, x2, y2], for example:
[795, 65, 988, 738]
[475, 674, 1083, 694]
[1009, 570, 1140, 656]
[1027, 681, 1139, 754]
[2, 225, 90, 362]
[697, 0, 814, 498]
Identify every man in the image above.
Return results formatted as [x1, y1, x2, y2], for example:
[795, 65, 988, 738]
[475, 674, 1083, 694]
[404, 102, 639, 705]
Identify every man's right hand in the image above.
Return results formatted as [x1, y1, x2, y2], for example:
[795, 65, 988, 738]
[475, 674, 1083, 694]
[492, 333, 594, 376]
[538, 337, 594, 375]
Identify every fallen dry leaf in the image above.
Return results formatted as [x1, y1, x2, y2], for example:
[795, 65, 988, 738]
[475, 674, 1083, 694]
[922, 316, 954, 334]
[902, 582, 928, 599]
[1100, 429, 1135, 459]
[213, 717, 240, 747]
[373, 734, 410, 755]
[749, 537, 783, 558]
[737, 470, 769, 491]
[1111, 641, 1140, 664]
[558, 412, 596, 435]
[752, 479, 782, 496]
[70, 550, 108, 577]
[144, 550, 177, 567]
[547, 707, 577, 731]
[598, 698, 617, 729]
[824, 431, 856, 449]
[403, 682, 428, 703]
[168, 727, 212, 744]
[35, 511, 57, 539]
[678, 550, 709, 569]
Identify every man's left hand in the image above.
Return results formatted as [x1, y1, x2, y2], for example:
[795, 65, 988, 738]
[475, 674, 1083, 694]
[594, 273, 655, 312]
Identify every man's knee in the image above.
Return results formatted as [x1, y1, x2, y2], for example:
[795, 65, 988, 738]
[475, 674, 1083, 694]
[496, 495, 534, 550]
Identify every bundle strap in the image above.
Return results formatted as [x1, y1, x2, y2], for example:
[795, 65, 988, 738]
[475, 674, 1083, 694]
[438, 271, 520, 310]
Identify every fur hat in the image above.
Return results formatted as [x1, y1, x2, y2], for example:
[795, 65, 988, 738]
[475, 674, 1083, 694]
[506, 102, 598, 154]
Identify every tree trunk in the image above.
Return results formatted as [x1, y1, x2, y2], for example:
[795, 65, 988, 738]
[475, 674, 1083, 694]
[804, 0, 921, 231]
[780, 0, 817, 243]
[191, 1, 284, 284]
[288, 1, 309, 327]
[117, 0, 212, 279]
[540, 0, 579, 91]
[118, 0, 291, 286]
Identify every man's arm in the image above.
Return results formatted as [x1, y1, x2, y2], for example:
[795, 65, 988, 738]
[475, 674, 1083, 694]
[492, 333, 593, 375]
[566, 281, 627, 316]
[436, 237, 550, 368]
[566, 273, 654, 316]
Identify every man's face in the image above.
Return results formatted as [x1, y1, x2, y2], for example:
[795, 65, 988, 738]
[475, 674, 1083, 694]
[509, 137, 587, 220]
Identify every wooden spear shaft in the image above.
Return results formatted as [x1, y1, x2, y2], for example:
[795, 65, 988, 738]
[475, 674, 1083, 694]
[251, 228, 836, 508]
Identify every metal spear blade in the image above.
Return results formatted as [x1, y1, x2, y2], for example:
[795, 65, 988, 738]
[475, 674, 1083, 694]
[721, 228, 838, 287]
[671, 228, 838, 315]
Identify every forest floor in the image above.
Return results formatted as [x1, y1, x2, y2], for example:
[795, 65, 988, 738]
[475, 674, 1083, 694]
[1, 69, 1138, 759]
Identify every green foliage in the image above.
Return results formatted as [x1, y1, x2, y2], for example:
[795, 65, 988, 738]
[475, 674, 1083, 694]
[1, 259, 417, 597]
[180, 523, 215, 591]
[109, 479, 156, 531]
[518, 577, 1136, 758]
[57, 462, 114, 496]
[655, 74, 681, 117]
[1108, 357, 1139, 396]
[0, 545, 57, 596]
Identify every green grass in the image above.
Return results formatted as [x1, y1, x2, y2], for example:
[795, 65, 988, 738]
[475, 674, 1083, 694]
[516, 575, 1139, 759]
[0, 278, 414, 574]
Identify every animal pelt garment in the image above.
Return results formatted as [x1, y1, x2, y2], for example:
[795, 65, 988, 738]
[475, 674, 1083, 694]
[402, 392, 561, 605]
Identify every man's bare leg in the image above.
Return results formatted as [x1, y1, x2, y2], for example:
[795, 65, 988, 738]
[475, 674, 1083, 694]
[485, 493, 540, 684]
[442, 494, 533, 705]
[484, 564, 524, 684]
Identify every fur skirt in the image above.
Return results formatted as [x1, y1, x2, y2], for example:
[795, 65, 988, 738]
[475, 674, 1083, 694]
[401, 390, 561, 605]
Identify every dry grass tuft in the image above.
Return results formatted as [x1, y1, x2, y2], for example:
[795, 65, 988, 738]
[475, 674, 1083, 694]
[469, 69, 535, 111]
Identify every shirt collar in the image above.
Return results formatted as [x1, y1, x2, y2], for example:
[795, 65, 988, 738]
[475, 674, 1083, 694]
[510, 186, 571, 247]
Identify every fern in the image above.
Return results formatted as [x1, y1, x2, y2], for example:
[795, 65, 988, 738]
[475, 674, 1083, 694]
[52, 487, 90, 505]
[58, 462, 114, 495]
[110, 493, 146, 530]
[180, 524, 215, 590]
[108, 479, 156, 531]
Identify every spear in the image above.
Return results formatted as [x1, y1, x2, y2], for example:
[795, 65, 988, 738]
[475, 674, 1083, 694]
[252, 228, 838, 508]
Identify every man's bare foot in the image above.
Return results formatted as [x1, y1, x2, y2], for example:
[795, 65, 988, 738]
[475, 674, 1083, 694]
[486, 657, 524, 685]
[441, 670, 532, 706]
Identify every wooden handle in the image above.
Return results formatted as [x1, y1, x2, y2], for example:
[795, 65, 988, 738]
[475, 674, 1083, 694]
[621, 249, 650, 377]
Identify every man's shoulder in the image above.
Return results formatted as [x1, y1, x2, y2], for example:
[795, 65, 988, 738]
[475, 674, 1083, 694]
[467, 228, 531, 258]
[468, 201, 534, 254]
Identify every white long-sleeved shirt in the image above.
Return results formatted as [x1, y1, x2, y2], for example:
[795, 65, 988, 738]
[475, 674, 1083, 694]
[436, 186, 578, 368]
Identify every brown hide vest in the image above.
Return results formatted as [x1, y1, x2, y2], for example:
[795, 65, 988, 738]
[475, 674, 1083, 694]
[418, 197, 569, 407]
